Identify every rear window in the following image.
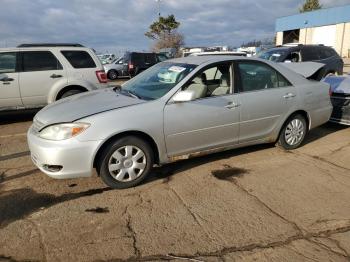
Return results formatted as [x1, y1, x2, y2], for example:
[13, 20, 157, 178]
[22, 51, 62, 72]
[61, 50, 96, 68]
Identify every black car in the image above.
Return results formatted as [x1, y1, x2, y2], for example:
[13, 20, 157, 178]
[258, 45, 344, 79]
[104, 52, 167, 80]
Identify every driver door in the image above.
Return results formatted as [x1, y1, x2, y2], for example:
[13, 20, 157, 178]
[163, 62, 241, 157]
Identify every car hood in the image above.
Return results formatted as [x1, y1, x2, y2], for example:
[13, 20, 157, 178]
[35, 88, 145, 126]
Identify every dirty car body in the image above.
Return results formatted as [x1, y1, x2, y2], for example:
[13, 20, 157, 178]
[27, 56, 332, 188]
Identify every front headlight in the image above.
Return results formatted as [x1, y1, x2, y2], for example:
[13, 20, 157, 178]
[39, 123, 90, 141]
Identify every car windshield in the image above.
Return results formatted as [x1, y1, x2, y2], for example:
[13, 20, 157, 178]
[121, 62, 197, 100]
[258, 49, 287, 62]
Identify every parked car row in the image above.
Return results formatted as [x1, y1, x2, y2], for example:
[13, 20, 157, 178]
[104, 52, 168, 80]
[0, 42, 346, 189]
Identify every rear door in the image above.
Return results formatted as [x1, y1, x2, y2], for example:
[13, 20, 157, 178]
[19, 51, 66, 106]
[0, 52, 22, 109]
[236, 61, 297, 143]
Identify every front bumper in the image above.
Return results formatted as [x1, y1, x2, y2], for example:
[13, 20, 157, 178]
[330, 95, 350, 126]
[27, 127, 102, 179]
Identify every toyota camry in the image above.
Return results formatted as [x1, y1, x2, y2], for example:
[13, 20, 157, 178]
[27, 56, 332, 188]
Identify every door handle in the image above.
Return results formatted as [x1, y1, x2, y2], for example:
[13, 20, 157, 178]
[0, 77, 14, 82]
[225, 101, 241, 109]
[50, 74, 62, 78]
[283, 93, 296, 99]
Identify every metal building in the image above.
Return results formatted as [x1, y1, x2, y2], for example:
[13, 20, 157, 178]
[275, 5, 350, 57]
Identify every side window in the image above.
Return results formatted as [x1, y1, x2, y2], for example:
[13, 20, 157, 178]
[22, 51, 62, 72]
[145, 54, 157, 64]
[277, 73, 292, 87]
[301, 47, 320, 61]
[0, 52, 17, 73]
[238, 62, 291, 92]
[61, 51, 96, 68]
[183, 63, 232, 99]
[285, 51, 300, 62]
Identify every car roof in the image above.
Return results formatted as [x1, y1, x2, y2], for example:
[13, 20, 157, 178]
[0, 46, 91, 52]
[168, 55, 254, 65]
[264, 47, 294, 52]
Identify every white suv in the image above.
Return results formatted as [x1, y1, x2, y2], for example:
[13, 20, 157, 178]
[0, 44, 107, 111]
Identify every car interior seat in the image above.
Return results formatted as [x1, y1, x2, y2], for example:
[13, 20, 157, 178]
[186, 73, 208, 99]
[212, 74, 230, 96]
[290, 52, 300, 62]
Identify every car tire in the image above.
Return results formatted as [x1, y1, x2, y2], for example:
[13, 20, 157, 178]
[108, 70, 118, 80]
[59, 89, 84, 99]
[277, 114, 307, 150]
[97, 136, 154, 189]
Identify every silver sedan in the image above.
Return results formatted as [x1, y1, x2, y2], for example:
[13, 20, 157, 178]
[27, 56, 332, 188]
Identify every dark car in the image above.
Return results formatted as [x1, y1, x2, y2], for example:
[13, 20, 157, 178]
[258, 45, 344, 79]
[104, 52, 166, 80]
[323, 74, 350, 125]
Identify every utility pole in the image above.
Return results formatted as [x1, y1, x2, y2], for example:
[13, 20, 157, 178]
[156, 0, 162, 18]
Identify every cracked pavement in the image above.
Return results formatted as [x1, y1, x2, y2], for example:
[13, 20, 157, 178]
[0, 111, 350, 262]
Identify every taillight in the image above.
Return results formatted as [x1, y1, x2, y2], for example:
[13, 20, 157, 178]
[128, 62, 134, 70]
[96, 70, 107, 84]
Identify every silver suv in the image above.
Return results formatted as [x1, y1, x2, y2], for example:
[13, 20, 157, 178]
[0, 44, 107, 111]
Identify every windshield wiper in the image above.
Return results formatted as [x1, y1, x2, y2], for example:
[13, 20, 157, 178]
[120, 89, 141, 99]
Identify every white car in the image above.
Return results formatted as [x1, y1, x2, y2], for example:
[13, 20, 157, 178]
[0, 43, 107, 111]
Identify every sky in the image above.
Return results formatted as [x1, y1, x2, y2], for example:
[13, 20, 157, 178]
[1, 0, 350, 55]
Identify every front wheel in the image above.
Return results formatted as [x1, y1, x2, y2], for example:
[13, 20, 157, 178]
[97, 136, 154, 189]
[278, 114, 307, 150]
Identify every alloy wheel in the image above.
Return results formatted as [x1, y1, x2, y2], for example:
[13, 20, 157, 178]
[284, 119, 305, 146]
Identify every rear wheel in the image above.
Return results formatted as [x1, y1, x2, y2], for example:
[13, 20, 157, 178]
[278, 114, 307, 150]
[108, 70, 118, 80]
[97, 136, 154, 189]
[59, 89, 84, 99]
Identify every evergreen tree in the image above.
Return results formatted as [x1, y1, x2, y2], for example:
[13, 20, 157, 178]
[299, 0, 322, 13]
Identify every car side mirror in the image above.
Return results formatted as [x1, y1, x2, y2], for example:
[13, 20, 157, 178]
[172, 90, 196, 103]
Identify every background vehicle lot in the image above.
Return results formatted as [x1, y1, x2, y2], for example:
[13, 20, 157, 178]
[0, 110, 349, 261]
